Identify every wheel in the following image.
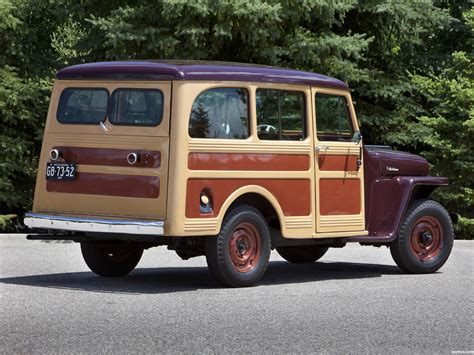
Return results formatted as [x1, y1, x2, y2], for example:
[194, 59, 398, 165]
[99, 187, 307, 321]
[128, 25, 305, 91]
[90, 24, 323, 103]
[206, 205, 271, 287]
[390, 199, 454, 274]
[80, 242, 143, 277]
[276, 245, 328, 263]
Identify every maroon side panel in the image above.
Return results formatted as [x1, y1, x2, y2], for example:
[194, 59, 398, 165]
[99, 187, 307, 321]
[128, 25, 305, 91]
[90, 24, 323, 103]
[188, 153, 310, 171]
[55, 147, 161, 168]
[47, 173, 160, 198]
[186, 179, 311, 218]
[360, 176, 448, 242]
[363, 147, 383, 233]
[365, 178, 404, 238]
[360, 147, 448, 242]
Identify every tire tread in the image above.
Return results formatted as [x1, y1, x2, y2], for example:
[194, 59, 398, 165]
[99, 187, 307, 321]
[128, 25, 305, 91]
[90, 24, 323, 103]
[390, 199, 454, 274]
[81, 242, 143, 277]
[206, 205, 271, 287]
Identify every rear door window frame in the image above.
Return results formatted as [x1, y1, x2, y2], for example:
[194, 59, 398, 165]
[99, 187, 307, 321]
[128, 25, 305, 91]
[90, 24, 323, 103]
[56, 87, 165, 127]
[56, 87, 109, 125]
[109, 88, 164, 127]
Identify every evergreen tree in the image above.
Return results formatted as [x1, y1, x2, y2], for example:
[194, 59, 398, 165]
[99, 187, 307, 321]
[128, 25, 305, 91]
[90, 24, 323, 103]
[0, 0, 471, 237]
[189, 103, 211, 138]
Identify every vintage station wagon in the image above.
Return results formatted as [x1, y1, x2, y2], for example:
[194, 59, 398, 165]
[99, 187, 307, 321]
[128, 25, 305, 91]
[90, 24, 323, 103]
[24, 61, 455, 287]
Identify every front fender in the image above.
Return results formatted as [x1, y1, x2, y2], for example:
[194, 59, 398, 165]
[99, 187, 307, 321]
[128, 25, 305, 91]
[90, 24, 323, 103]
[365, 176, 448, 241]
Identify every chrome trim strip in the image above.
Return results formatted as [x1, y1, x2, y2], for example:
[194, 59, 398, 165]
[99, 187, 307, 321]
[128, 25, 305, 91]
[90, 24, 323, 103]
[24, 213, 164, 235]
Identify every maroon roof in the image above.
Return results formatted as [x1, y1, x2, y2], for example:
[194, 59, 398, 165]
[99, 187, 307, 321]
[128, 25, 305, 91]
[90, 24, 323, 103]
[56, 60, 348, 90]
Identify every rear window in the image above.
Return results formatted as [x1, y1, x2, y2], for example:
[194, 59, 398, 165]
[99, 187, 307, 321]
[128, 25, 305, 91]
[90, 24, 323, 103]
[109, 89, 163, 126]
[57, 88, 108, 124]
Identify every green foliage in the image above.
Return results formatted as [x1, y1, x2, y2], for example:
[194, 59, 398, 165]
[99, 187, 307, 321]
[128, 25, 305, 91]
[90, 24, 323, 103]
[0, 2, 46, 218]
[0, 67, 46, 211]
[0, 214, 16, 230]
[0, 0, 472, 238]
[0, 0, 111, 226]
[51, 17, 91, 65]
[89, 0, 371, 83]
[410, 51, 473, 238]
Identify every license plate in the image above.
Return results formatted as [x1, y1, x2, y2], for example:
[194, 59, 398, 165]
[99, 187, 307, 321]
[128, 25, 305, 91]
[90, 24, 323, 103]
[46, 163, 76, 181]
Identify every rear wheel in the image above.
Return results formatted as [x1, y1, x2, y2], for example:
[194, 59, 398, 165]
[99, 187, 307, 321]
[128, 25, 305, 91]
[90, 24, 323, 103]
[276, 245, 328, 264]
[390, 199, 454, 273]
[81, 242, 143, 277]
[206, 206, 271, 287]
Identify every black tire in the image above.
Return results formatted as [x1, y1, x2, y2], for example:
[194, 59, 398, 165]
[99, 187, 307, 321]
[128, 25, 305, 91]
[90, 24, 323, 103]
[276, 245, 328, 263]
[206, 205, 271, 287]
[80, 242, 143, 277]
[390, 199, 454, 274]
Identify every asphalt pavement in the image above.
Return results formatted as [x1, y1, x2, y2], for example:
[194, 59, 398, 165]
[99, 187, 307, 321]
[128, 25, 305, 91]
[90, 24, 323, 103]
[0, 234, 472, 354]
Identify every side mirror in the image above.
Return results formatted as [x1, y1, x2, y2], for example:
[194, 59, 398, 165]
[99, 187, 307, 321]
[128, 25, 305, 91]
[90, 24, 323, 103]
[352, 130, 362, 144]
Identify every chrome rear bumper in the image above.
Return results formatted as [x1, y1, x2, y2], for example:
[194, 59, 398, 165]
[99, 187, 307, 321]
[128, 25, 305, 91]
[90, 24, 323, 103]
[24, 213, 164, 235]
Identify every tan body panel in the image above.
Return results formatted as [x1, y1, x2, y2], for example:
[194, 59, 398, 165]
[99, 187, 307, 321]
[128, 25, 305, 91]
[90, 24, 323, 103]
[312, 88, 366, 234]
[33, 80, 171, 220]
[165, 81, 367, 238]
[34, 79, 367, 239]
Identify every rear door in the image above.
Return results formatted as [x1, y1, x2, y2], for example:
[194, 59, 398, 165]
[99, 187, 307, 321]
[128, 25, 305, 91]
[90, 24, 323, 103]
[311, 88, 365, 234]
[33, 80, 171, 220]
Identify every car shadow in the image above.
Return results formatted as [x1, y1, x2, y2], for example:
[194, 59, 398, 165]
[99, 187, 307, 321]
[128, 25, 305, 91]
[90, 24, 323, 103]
[0, 261, 402, 295]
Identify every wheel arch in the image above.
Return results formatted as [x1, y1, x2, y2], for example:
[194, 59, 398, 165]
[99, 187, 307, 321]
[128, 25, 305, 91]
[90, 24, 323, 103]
[216, 185, 284, 235]
[393, 177, 449, 239]
[407, 184, 457, 224]
[410, 184, 441, 202]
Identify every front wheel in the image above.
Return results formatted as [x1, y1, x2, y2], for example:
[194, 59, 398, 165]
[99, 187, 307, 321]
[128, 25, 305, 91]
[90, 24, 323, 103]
[81, 242, 143, 277]
[390, 199, 454, 274]
[206, 206, 271, 287]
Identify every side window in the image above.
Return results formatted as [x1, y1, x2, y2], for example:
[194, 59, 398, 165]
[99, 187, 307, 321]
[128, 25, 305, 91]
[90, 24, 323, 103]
[315, 93, 353, 142]
[109, 89, 163, 126]
[189, 88, 249, 139]
[256, 89, 306, 141]
[57, 88, 108, 124]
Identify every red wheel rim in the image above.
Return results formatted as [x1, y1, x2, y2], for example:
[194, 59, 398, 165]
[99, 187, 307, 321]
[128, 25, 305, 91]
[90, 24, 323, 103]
[228, 222, 261, 273]
[410, 216, 443, 261]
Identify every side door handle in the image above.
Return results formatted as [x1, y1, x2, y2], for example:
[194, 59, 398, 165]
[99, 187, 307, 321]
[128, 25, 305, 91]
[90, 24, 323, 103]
[315, 145, 329, 152]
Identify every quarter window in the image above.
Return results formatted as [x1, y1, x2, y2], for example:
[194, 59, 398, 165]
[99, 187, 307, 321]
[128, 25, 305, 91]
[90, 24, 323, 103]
[256, 89, 306, 141]
[315, 93, 353, 142]
[189, 88, 249, 139]
[109, 89, 163, 126]
[57, 88, 108, 124]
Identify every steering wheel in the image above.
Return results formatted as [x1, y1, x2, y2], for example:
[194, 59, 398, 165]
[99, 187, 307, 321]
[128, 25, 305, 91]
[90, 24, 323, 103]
[257, 124, 278, 134]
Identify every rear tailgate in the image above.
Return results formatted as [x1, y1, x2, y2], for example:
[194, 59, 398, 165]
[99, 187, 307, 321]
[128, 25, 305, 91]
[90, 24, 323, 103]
[33, 80, 171, 220]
